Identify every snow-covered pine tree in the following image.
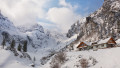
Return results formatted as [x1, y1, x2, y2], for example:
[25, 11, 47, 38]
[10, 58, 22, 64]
[23, 40, 27, 52]
[17, 43, 22, 51]
[10, 39, 15, 49]
[1, 38, 6, 49]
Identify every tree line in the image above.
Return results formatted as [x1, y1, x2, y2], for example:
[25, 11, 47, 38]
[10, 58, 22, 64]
[1, 38, 28, 52]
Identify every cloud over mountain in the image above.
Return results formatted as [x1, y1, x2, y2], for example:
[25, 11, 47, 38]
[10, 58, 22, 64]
[0, 0, 80, 33]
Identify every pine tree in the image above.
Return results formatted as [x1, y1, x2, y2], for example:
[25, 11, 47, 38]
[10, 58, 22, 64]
[23, 40, 27, 52]
[17, 43, 22, 51]
[34, 56, 36, 62]
[10, 39, 15, 49]
[1, 38, 6, 49]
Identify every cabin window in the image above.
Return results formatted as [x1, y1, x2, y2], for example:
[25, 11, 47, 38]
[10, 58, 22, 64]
[104, 44, 107, 47]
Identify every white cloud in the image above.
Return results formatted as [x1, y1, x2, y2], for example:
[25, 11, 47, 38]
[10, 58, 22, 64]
[59, 0, 71, 8]
[0, 0, 49, 26]
[0, 0, 81, 33]
[59, 0, 79, 10]
[38, 22, 59, 31]
[46, 0, 80, 33]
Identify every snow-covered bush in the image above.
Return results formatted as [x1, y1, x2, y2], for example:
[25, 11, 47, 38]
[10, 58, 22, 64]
[5, 46, 19, 56]
[80, 58, 89, 68]
[31, 63, 35, 67]
[50, 62, 60, 68]
[48, 49, 57, 57]
[22, 52, 31, 60]
[40, 50, 57, 65]
[40, 56, 50, 65]
[92, 58, 97, 65]
[55, 52, 67, 64]
[50, 52, 67, 68]
[89, 56, 98, 66]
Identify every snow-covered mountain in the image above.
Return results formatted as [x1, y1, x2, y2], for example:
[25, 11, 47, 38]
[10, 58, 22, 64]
[0, 13, 17, 32]
[67, 0, 120, 42]
[0, 11, 67, 49]
[0, 11, 70, 68]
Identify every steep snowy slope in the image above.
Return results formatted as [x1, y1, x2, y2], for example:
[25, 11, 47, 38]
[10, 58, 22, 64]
[66, 18, 86, 38]
[0, 12, 27, 45]
[0, 46, 33, 68]
[0, 13, 17, 33]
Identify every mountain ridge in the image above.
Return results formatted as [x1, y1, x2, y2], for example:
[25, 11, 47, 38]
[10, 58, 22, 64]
[67, 0, 120, 42]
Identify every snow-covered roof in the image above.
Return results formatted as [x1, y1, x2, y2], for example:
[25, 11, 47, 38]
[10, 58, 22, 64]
[77, 41, 92, 48]
[116, 39, 120, 45]
[83, 41, 92, 46]
[97, 37, 111, 44]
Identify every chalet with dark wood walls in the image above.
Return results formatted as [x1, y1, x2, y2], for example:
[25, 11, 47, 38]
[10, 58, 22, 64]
[77, 41, 92, 51]
[93, 37, 116, 51]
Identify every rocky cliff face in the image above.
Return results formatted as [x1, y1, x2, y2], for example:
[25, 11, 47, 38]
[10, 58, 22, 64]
[67, 0, 120, 42]
[66, 18, 86, 38]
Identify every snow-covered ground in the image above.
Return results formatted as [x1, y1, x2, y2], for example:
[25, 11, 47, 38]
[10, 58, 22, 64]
[42, 46, 120, 68]
[0, 46, 33, 68]
[63, 47, 120, 68]
[0, 47, 120, 68]
[41, 40, 120, 68]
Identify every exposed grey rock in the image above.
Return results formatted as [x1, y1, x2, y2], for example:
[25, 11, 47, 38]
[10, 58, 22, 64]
[67, 0, 120, 42]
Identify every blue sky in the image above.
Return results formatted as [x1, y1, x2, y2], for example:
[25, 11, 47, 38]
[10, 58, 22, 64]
[0, 0, 104, 33]
[66, 0, 104, 16]
[44, 0, 104, 16]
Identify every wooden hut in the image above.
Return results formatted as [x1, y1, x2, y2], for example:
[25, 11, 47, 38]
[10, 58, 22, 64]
[93, 37, 116, 51]
[77, 41, 92, 51]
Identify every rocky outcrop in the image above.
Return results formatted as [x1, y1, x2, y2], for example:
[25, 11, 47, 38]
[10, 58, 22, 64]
[67, 0, 120, 42]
